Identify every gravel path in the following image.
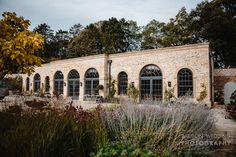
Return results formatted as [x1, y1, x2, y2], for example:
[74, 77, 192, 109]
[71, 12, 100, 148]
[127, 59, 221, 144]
[209, 108, 236, 157]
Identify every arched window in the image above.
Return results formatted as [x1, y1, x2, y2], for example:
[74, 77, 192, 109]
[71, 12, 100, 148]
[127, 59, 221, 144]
[140, 65, 162, 101]
[45, 76, 50, 92]
[177, 68, 193, 97]
[118, 72, 128, 95]
[68, 69, 80, 97]
[26, 77, 30, 91]
[54, 71, 64, 95]
[33, 73, 41, 92]
[85, 68, 99, 95]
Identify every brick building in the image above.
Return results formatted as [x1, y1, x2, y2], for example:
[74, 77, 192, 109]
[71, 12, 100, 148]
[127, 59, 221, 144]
[214, 68, 236, 104]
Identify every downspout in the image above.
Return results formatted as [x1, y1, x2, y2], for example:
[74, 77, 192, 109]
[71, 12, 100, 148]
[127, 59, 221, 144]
[209, 50, 214, 106]
[107, 59, 112, 97]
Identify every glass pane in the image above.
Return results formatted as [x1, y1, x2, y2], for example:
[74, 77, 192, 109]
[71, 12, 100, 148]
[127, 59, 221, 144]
[140, 65, 163, 101]
[54, 80, 64, 95]
[34, 74, 41, 92]
[68, 80, 79, 97]
[153, 79, 162, 101]
[85, 68, 99, 96]
[68, 80, 73, 96]
[68, 70, 80, 79]
[141, 65, 162, 77]
[59, 81, 63, 94]
[74, 81, 80, 96]
[118, 72, 128, 95]
[54, 71, 64, 79]
[92, 80, 99, 95]
[141, 80, 150, 99]
[178, 68, 193, 97]
[85, 80, 92, 95]
[45, 76, 50, 92]
[26, 78, 30, 91]
[85, 68, 99, 78]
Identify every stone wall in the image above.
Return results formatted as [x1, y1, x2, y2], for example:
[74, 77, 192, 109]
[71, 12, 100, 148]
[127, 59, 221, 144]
[21, 43, 211, 104]
[109, 43, 211, 104]
[21, 54, 108, 101]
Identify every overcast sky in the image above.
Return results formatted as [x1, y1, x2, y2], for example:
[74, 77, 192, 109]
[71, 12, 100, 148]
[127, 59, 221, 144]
[0, 0, 204, 31]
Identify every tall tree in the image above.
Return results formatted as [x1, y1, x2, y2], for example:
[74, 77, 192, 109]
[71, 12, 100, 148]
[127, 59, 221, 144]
[69, 24, 102, 57]
[123, 20, 141, 51]
[0, 12, 43, 79]
[69, 18, 140, 56]
[141, 19, 165, 49]
[162, 7, 194, 47]
[101, 17, 140, 53]
[33, 23, 54, 60]
[101, 17, 127, 53]
[53, 30, 70, 58]
[189, 0, 236, 67]
[69, 23, 83, 38]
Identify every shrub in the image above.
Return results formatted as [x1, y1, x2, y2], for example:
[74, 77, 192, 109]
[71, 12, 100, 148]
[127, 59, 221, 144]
[6, 105, 23, 114]
[101, 102, 215, 156]
[0, 107, 108, 157]
[214, 90, 224, 104]
[197, 83, 207, 102]
[127, 83, 139, 103]
[108, 79, 116, 99]
[3, 76, 22, 92]
[164, 86, 176, 103]
[91, 143, 157, 157]
[96, 84, 104, 90]
[230, 90, 236, 104]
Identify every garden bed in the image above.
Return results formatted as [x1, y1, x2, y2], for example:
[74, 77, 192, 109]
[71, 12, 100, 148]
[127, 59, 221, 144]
[0, 100, 219, 156]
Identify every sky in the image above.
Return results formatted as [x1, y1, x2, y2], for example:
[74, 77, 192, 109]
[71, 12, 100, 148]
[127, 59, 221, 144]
[0, 0, 204, 31]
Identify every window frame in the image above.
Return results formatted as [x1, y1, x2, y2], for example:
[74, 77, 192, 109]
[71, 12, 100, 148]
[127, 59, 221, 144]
[177, 68, 193, 97]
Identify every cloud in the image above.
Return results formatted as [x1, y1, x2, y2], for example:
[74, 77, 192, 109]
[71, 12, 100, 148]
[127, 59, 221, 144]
[0, 0, 203, 31]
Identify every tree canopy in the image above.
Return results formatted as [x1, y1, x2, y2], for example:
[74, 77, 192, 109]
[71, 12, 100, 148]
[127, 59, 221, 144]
[2, 0, 235, 68]
[69, 24, 102, 57]
[189, 0, 236, 67]
[68, 18, 141, 56]
[0, 12, 44, 79]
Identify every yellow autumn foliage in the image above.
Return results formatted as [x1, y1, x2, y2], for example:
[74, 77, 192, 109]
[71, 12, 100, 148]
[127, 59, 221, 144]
[0, 12, 44, 79]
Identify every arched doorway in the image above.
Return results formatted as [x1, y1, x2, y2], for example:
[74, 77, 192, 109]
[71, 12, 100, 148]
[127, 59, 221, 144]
[26, 77, 30, 91]
[140, 64, 162, 101]
[54, 71, 64, 95]
[85, 68, 99, 95]
[33, 73, 41, 93]
[68, 69, 80, 98]
[118, 71, 128, 95]
[177, 68, 193, 97]
[45, 76, 50, 93]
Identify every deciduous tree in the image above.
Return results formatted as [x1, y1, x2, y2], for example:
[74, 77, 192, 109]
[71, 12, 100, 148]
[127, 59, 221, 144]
[69, 24, 102, 57]
[189, 0, 236, 67]
[141, 20, 165, 49]
[0, 12, 43, 79]
[162, 7, 193, 47]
